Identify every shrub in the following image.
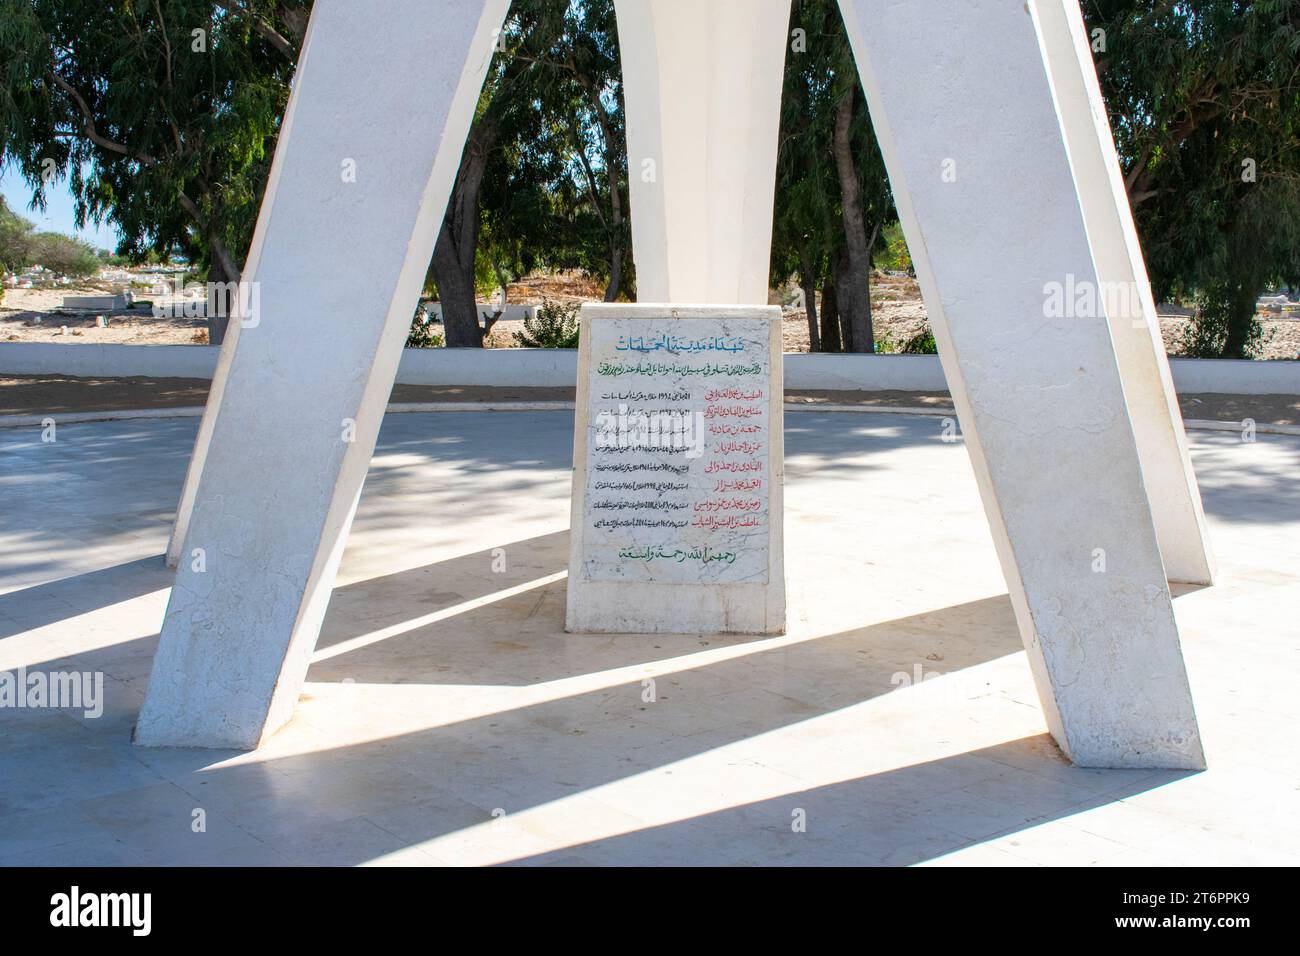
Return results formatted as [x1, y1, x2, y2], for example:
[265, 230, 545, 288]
[30, 232, 101, 278]
[514, 298, 580, 348]
[898, 323, 937, 354]
[877, 222, 914, 274]
[875, 321, 937, 354]
[406, 309, 444, 348]
[0, 196, 36, 276]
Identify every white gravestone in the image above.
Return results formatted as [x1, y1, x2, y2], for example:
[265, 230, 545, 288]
[566, 304, 785, 634]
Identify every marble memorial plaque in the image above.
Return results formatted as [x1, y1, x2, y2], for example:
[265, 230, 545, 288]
[566, 304, 785, 634]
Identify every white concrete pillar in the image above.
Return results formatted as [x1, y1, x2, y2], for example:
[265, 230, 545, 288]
[135, 0, 511, 748]
[1035, 0, 1214, 586]
[165, 87, 290, 569]
[836, 0, 1203, 768]
[614, 0, 792, 304]
[165, 343, 225, 567]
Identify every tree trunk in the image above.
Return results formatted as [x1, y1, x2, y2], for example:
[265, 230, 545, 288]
[820, 274, 841, 353]
[801, 280, 821, 352]
[1222, 282, 1259, 359]
[429, 115, 498, 348]
[576, 67, 626, 303]
[605, 238, 623, 302]
[834, 250, 855, 353]
[796, 243, 820, 353]
[204, 236, 240, 346]
[431, 228, 481, 348]
[604, 167, 625, 303]
[600, 160, 624, 302]
[833, 92, 875, 353]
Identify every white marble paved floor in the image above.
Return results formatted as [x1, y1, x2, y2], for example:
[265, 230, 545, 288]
[0, 410, 1296, 865]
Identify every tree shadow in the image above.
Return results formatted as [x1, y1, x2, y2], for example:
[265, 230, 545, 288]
[502, 736, 1191, 866]
[0, 556, 170, 640]
[1189, 430, 1300, 526]
[0, 409, 1251, 863]
[145, 590, 1180, 865]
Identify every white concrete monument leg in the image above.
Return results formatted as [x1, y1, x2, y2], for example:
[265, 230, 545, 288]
[1034, 0, 1215, 586]
[135, 0, 510, 748]
[165, 109, 286, 569]
[836, 0, 1204, 768]
[165, 326, 230, 567]
[614, 0, 792, 303]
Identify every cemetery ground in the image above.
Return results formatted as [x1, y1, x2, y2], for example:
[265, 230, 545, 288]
[6, 271, 1300, 358]
[0, 407, 1296, 865]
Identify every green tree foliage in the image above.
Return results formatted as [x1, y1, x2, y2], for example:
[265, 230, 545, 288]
[0, 194, 100, 277]
[431, 0, 630, 347]
[1085, 0, 1300, 357]
[0, 0, 309, 341]
[0, 194, 28, 304]
[0, 193, 36, 273]
[769, 0, 895, 353]
[770, 7, 840, 353]
[490, 0, 629, 299]
[30, 231, 101, 277]
[5, 0, 1294, 361]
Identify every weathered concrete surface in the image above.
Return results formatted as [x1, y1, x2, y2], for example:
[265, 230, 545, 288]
[837, 0, 1203, 768]
[134, 0, 511, 748]
[1034, 0, 1214, 586]
[615, 0, 792, 303]
[1, 412, 1296, 864]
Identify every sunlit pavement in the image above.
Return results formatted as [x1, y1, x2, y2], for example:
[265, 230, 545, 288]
[1, 410, 1297, 866]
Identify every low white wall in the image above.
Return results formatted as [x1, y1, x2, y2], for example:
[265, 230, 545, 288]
[397, 345, 575, 386]
[2, 343, 1298, 394]
[0, 344, 221, 379]
[783, 352, 948, 391]
[420, 302, 535, 322]
[1166, 357, 1300, 395]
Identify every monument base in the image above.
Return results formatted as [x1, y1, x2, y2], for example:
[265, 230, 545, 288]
[565, 304, 785, 635]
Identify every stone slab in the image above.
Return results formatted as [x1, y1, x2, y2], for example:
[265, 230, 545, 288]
[566, 303, 785, 633]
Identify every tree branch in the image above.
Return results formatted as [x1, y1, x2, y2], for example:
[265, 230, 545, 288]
[213, 2, 297, 61]
[48, 71, 231, 276]
[48, 72, 160, 167]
